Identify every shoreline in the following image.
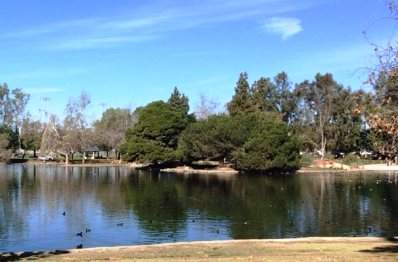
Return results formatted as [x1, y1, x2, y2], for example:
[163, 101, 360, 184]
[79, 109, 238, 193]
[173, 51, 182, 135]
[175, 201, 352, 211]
[20, 161, 129, 168]
[160, 165, 239, 175]
[66, 237, 398, 251]
[7, 161, 398, 174]
[4, 237, 397, 261]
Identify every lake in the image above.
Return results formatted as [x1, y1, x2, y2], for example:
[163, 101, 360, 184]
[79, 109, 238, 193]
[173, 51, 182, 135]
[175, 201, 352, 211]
[1, 164, 398, 252]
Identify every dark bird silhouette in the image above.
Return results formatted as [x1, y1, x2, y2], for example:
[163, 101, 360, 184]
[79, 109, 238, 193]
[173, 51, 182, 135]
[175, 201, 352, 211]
[117, 223, 124, 227]
[76, 232, 83, 237]
[76, 244, 83, 249]
[168, 233, 174, 238]
[216, 229, 220, 234]
[62, 212, 66, 216]
[85, 228, 91, 233]
[192, 219, 196, 223]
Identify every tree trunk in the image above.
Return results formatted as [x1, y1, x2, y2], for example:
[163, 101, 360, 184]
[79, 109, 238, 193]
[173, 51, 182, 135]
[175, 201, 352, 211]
[33, 148, 37, 158]
[319, 112, 326, 160]
[82, 152, 86, 164]
[321, 135, 326, 160]
[65, 154, 69, 165]
[18, 126, 22, 151]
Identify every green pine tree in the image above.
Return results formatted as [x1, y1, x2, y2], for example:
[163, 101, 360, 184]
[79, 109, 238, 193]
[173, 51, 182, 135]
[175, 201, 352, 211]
[251, 77, 277, 112]
[227, 72, 252, 116]
[168, 87, 189, 114]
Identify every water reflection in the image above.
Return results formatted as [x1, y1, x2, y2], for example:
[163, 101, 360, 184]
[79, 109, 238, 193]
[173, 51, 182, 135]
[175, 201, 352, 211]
[0, 164, 398, 252]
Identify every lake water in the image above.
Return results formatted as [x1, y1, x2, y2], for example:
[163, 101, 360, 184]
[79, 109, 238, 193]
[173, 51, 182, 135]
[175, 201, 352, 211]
[1, 164, 398, 252]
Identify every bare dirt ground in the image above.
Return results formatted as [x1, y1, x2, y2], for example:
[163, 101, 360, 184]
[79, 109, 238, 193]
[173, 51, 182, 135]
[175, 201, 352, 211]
[10, 237, 398, 261]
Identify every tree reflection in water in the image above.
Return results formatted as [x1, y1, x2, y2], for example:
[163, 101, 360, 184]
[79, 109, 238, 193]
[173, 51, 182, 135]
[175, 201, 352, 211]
[0, 164, 398, 252]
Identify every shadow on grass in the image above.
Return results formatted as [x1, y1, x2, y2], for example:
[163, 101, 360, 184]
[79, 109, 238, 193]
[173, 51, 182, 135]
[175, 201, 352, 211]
[0, 250, 69, 261]
[360, 237, 398, 254]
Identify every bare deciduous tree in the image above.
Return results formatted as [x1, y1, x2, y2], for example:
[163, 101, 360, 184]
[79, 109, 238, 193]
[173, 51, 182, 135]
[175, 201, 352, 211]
[93, 107, 137, 160]
[195, 95, 219, 119]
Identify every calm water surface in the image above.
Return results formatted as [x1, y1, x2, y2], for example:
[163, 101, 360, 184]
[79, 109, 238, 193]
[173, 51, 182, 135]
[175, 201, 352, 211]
[1, 164, 398, 252]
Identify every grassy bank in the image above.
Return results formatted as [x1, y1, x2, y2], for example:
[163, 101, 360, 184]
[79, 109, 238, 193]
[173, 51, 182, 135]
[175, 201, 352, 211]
[13, 237, 398, 261]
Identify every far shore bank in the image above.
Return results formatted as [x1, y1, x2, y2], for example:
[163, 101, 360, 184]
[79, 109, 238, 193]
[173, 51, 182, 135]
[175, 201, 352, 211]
[160, 165, 240, 175]
[4, 237, 397, 261]
[7, 160, 398, 175]
[20, 160, 129, 168]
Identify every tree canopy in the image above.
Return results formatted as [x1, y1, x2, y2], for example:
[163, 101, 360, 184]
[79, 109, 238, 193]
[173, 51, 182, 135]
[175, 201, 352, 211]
[121, 95, 192, 164]
[178, 112, 301, 172]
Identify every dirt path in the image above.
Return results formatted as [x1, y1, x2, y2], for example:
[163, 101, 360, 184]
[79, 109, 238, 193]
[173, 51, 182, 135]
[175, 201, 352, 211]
[12, 237, 398, 261]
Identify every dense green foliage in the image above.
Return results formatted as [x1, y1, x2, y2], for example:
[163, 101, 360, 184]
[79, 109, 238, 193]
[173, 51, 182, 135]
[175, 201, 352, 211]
[178, 114, 249, 162]
[234, 117, 300, 172]
[178, 113, 301, 172]
[121, 97, 192, 164]
[168, 87, 190, 114]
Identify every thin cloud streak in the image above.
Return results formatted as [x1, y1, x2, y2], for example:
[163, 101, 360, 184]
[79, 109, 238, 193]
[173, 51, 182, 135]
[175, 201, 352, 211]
[48, 35, 159, 51]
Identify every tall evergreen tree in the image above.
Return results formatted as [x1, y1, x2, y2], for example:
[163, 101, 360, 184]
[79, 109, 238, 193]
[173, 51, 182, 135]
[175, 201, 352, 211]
[227, 72, 252, 116]
[274, 72, 294, 123]
[121, 101, 190, 164]
[168, 87, 189, 114]
[251, 77, 277, 112]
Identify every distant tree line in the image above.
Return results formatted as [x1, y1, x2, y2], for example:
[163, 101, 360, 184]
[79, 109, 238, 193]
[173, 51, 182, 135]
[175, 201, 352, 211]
[0, 64, 397, 170]
[119, 72, 373, 171]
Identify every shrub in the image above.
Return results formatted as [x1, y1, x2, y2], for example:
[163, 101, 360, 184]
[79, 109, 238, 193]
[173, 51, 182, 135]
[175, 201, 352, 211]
[178, 112, 301, 172]
[121, 101, 191, 164]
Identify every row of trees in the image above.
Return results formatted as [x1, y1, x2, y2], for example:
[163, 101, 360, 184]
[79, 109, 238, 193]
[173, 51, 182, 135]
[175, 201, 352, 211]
[0, 68, 392, 169]
[120, 87, 301, 171]
[39, 93, 139, 164]
[0, 65, 396, 169]
[225, 72, 372, 158]
[119, 60, 398, 168]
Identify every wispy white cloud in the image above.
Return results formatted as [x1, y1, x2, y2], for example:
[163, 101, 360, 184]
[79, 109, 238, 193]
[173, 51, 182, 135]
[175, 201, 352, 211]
[263, 17, 303, 39]
[2, 0, 318, 50]
[49, 35, 158, 51]
[99, 15, 172, 31]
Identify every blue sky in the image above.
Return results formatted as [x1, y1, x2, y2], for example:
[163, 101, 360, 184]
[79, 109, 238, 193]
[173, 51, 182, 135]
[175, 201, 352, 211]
[0, 0, 395, 122]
